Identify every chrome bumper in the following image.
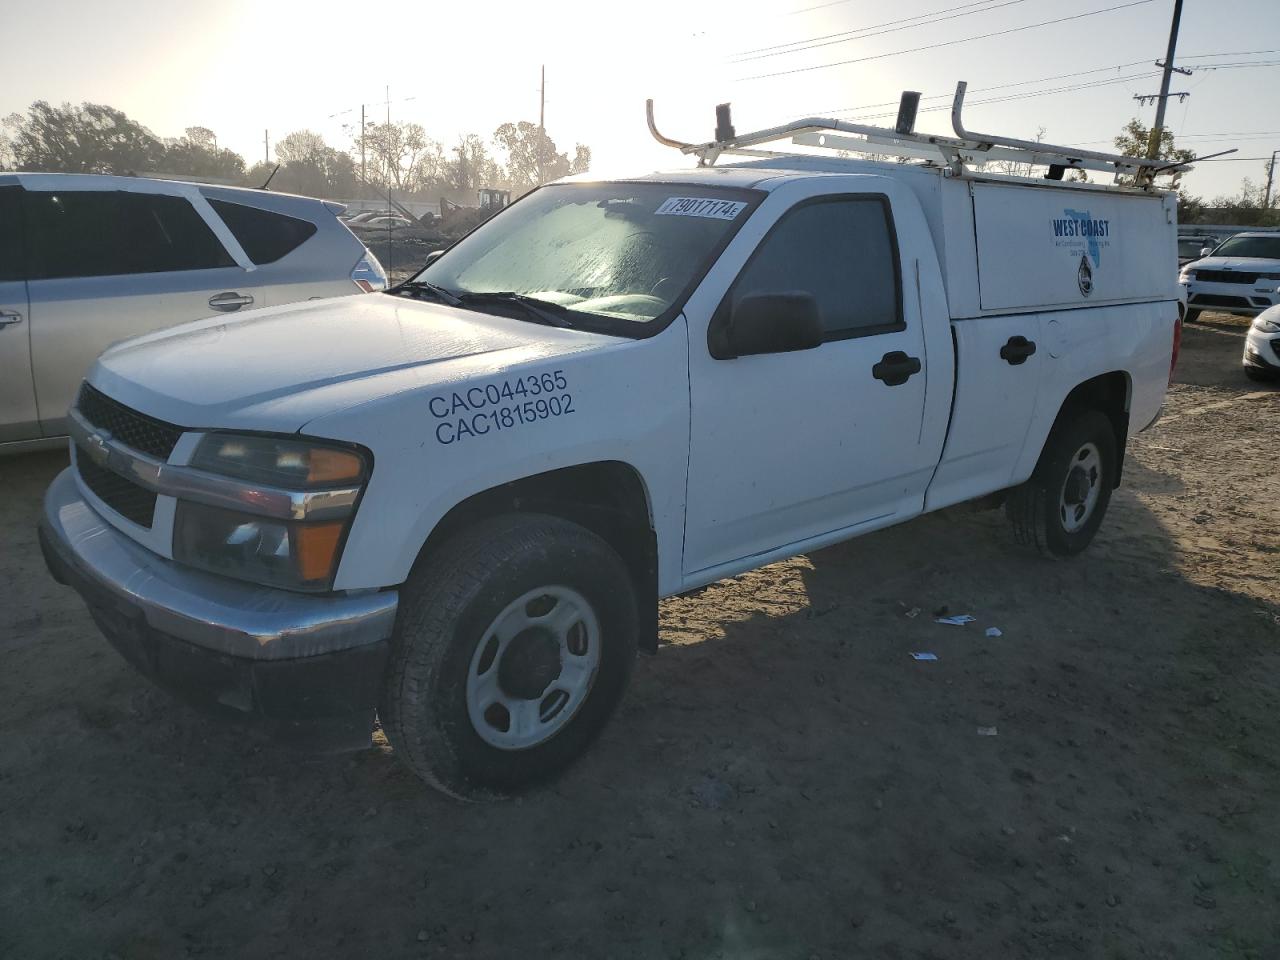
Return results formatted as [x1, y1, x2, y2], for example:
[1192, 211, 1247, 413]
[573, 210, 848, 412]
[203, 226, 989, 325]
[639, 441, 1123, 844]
[40, 467, 398, 661]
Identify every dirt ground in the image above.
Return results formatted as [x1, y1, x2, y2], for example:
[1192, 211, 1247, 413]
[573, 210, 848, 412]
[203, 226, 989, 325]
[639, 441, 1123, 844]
[2, 314, 1278, 960]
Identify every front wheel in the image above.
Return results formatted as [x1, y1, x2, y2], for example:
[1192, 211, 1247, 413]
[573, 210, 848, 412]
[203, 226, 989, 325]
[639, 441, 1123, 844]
[1007, 409, 1118, 557]
[381, 514, 637, 799]
[1183, 308, 1201, 324]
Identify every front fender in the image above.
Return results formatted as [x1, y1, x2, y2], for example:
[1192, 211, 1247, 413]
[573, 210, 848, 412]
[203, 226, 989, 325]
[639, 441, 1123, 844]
[310, 321, 692, 593]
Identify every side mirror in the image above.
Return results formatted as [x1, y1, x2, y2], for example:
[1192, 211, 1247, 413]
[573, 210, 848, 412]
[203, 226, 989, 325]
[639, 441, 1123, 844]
[713, 292, 824, 359]
[423, 249, 445, 267]
[1200, 246, 1214, 257]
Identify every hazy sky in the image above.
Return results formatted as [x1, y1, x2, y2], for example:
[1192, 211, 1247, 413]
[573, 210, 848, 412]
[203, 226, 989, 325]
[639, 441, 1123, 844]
[3, 0, 1278, 199]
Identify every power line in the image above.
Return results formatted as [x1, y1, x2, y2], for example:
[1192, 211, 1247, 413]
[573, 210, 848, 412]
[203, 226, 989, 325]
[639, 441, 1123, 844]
[734, 0, 1034, 62]
[804, 53, 1280, 120]
[808, 58, 1156, 115]
[737, 0, 1157, 81]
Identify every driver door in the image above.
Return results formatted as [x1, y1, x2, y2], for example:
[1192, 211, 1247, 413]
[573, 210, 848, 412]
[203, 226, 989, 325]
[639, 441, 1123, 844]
[682, 181, 944, 579]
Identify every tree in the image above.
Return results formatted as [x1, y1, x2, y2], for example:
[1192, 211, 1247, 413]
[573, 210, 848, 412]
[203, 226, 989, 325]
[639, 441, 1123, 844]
[1203, 174, 1279, 227]
[493, 121, 581, 193]
[3, 101, 164, 174]
[266, 129, 358, 198]
[161, 127, 245, 181]
[570, 144, 591, 176]
[349, 121, 444, 194]
[1114, 118, 1194, 187]
[447, 134, 500, 192]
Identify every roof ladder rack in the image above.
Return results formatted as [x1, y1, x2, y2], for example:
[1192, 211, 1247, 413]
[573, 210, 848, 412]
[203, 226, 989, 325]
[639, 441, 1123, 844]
[646, 82, 1174, 187]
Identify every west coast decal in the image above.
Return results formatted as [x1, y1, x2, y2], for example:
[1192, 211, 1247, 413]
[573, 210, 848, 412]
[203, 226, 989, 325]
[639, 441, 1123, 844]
[655, 197, 747, 220]
[429, 370, 574, 445]
[1052, 207, 1111, 297]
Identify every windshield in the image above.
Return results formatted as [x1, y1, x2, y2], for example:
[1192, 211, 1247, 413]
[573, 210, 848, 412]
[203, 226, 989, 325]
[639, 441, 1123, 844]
[1179, 238, 1212, 256]
[1208, 235, 1280, 260]
[408, 182, 761, 334]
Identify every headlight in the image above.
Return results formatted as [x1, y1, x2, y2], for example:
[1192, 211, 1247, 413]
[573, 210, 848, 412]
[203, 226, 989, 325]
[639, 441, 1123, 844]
[189, 433, 367, 487]
[174, 434, 369, 591]
[1179, 270, 1195, 281]
[1254, 316, 1280, 334]
[174, 502, 348, 591]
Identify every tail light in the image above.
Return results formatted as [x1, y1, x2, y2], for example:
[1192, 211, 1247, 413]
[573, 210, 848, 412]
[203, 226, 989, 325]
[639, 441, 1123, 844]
[1169, 315, 1182, 384]
[350, 251, 387, 293]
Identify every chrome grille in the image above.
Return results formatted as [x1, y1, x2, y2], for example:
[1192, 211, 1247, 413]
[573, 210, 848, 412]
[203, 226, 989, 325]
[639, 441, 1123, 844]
[1194, 270, 1259, 285]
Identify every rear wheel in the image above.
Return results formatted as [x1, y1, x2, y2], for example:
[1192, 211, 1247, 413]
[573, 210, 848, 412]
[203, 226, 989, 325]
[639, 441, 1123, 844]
[1184, 308, 1201, 323]
[381, 514, 637, 799]
[1007, 409, 1117, 557]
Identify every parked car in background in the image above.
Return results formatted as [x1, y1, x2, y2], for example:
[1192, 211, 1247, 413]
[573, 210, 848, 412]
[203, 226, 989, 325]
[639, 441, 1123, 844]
[342, 210, 395, 224]
[1177, 234, 1218, 267]
[1243, 301, 1280, 381]
[0, 173, 387, 451]
[350, 215, 438, 241]
[1179, 232, 1280, 322]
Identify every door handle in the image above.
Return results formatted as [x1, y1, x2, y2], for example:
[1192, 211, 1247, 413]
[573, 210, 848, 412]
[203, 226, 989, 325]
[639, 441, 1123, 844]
[208, 292, 254, 312]
[871, 350, 922, 386]
[0, 310, 22, 328]
[999, 335, 1037, 365]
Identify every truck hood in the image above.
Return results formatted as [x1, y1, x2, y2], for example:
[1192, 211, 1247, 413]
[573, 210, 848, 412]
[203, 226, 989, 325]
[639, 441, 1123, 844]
[1191, 256, 1280, 273]
[90, 294, 620, 433]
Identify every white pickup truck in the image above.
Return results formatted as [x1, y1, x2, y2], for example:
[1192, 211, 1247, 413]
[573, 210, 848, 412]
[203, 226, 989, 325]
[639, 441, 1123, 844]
[40, 95, 1182, 798]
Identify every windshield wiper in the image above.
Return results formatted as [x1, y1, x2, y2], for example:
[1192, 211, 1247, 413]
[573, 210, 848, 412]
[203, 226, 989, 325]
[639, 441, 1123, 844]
[456, 291, 574, 328]
[393, 280, 463, 307]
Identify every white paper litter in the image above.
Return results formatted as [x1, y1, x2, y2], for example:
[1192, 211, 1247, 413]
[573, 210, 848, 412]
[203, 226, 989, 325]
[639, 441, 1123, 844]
[977, 726, 998, 736]
[935, 615, 977, 626]
[985, 627, 1003, 638]
[910, 652, 938, 661]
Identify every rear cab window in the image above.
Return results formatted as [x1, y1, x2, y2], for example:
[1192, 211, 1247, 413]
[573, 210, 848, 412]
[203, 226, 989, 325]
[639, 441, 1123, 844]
[23, 191, 235, 279]
[208, 199, 317, 265]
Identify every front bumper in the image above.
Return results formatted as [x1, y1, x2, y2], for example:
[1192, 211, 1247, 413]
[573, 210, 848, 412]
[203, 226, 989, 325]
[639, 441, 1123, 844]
[1243, 328, 1280, 374]
[1185, 281, 1279, 317]
[39, 468, 399, 750]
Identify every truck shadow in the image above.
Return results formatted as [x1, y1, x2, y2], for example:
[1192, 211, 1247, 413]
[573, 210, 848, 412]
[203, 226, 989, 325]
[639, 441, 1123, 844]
[5, 454, 1279, 958]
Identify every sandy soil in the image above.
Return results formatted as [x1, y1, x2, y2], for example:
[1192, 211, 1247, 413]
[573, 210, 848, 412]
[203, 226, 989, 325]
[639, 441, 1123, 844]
[1, 315, 1278, 959]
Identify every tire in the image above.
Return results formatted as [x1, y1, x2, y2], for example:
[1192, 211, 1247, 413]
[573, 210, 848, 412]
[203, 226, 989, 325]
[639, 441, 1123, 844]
[1006, 409, 1117, 557]
[381, 513, 637, 799]
[1184, 308, 1201, 323]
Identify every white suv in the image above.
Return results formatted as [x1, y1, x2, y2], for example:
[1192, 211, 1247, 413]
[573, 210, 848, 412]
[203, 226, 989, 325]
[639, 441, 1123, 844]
[0, 173, 386, 451]
[1179, 231, 1280, 322]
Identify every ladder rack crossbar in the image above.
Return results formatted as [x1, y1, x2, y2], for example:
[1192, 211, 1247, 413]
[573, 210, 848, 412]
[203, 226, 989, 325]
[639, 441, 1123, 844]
[646, 82, 1169, 183]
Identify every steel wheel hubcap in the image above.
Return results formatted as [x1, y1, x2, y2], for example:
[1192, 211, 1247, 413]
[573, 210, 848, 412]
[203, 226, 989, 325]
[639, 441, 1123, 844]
[466, 586, 600, 751]
[1059, 441, 1102, 533]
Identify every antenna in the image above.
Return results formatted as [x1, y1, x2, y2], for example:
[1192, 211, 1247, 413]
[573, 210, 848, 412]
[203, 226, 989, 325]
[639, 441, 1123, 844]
[258, 164, 280, 190]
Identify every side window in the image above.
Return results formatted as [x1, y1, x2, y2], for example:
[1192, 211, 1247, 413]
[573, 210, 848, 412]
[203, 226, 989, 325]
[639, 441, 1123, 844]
[23, 191, 234, 280]
[122, 193, 236, 273]
[0, 186, 23, 282]
[208, 199, 317, 265]
[730, 196, 902, 339]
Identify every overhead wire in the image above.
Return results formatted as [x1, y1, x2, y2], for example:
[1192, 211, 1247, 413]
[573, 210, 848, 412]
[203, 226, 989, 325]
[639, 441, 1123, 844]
[736, 0, 1158, 81]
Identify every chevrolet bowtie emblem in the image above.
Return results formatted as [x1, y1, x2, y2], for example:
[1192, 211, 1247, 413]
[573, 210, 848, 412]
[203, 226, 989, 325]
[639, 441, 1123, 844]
[85, 430, 112, 466]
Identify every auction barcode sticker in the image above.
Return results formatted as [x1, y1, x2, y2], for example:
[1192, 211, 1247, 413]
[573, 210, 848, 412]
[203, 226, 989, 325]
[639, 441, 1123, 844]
[655, 197, 747, 220]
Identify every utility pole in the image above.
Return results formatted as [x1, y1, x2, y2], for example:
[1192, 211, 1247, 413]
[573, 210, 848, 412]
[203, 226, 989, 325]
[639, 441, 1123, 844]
[1265, 149, 1279, 213]
[537, 65, 546, 185]
[1144, 0, 1185, 161]
[263, 129, 269, 164]
[360, 105, 366, 191]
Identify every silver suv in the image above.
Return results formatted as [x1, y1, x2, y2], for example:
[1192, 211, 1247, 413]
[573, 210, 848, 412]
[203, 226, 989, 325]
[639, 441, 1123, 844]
[0, 173, 386, 451]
